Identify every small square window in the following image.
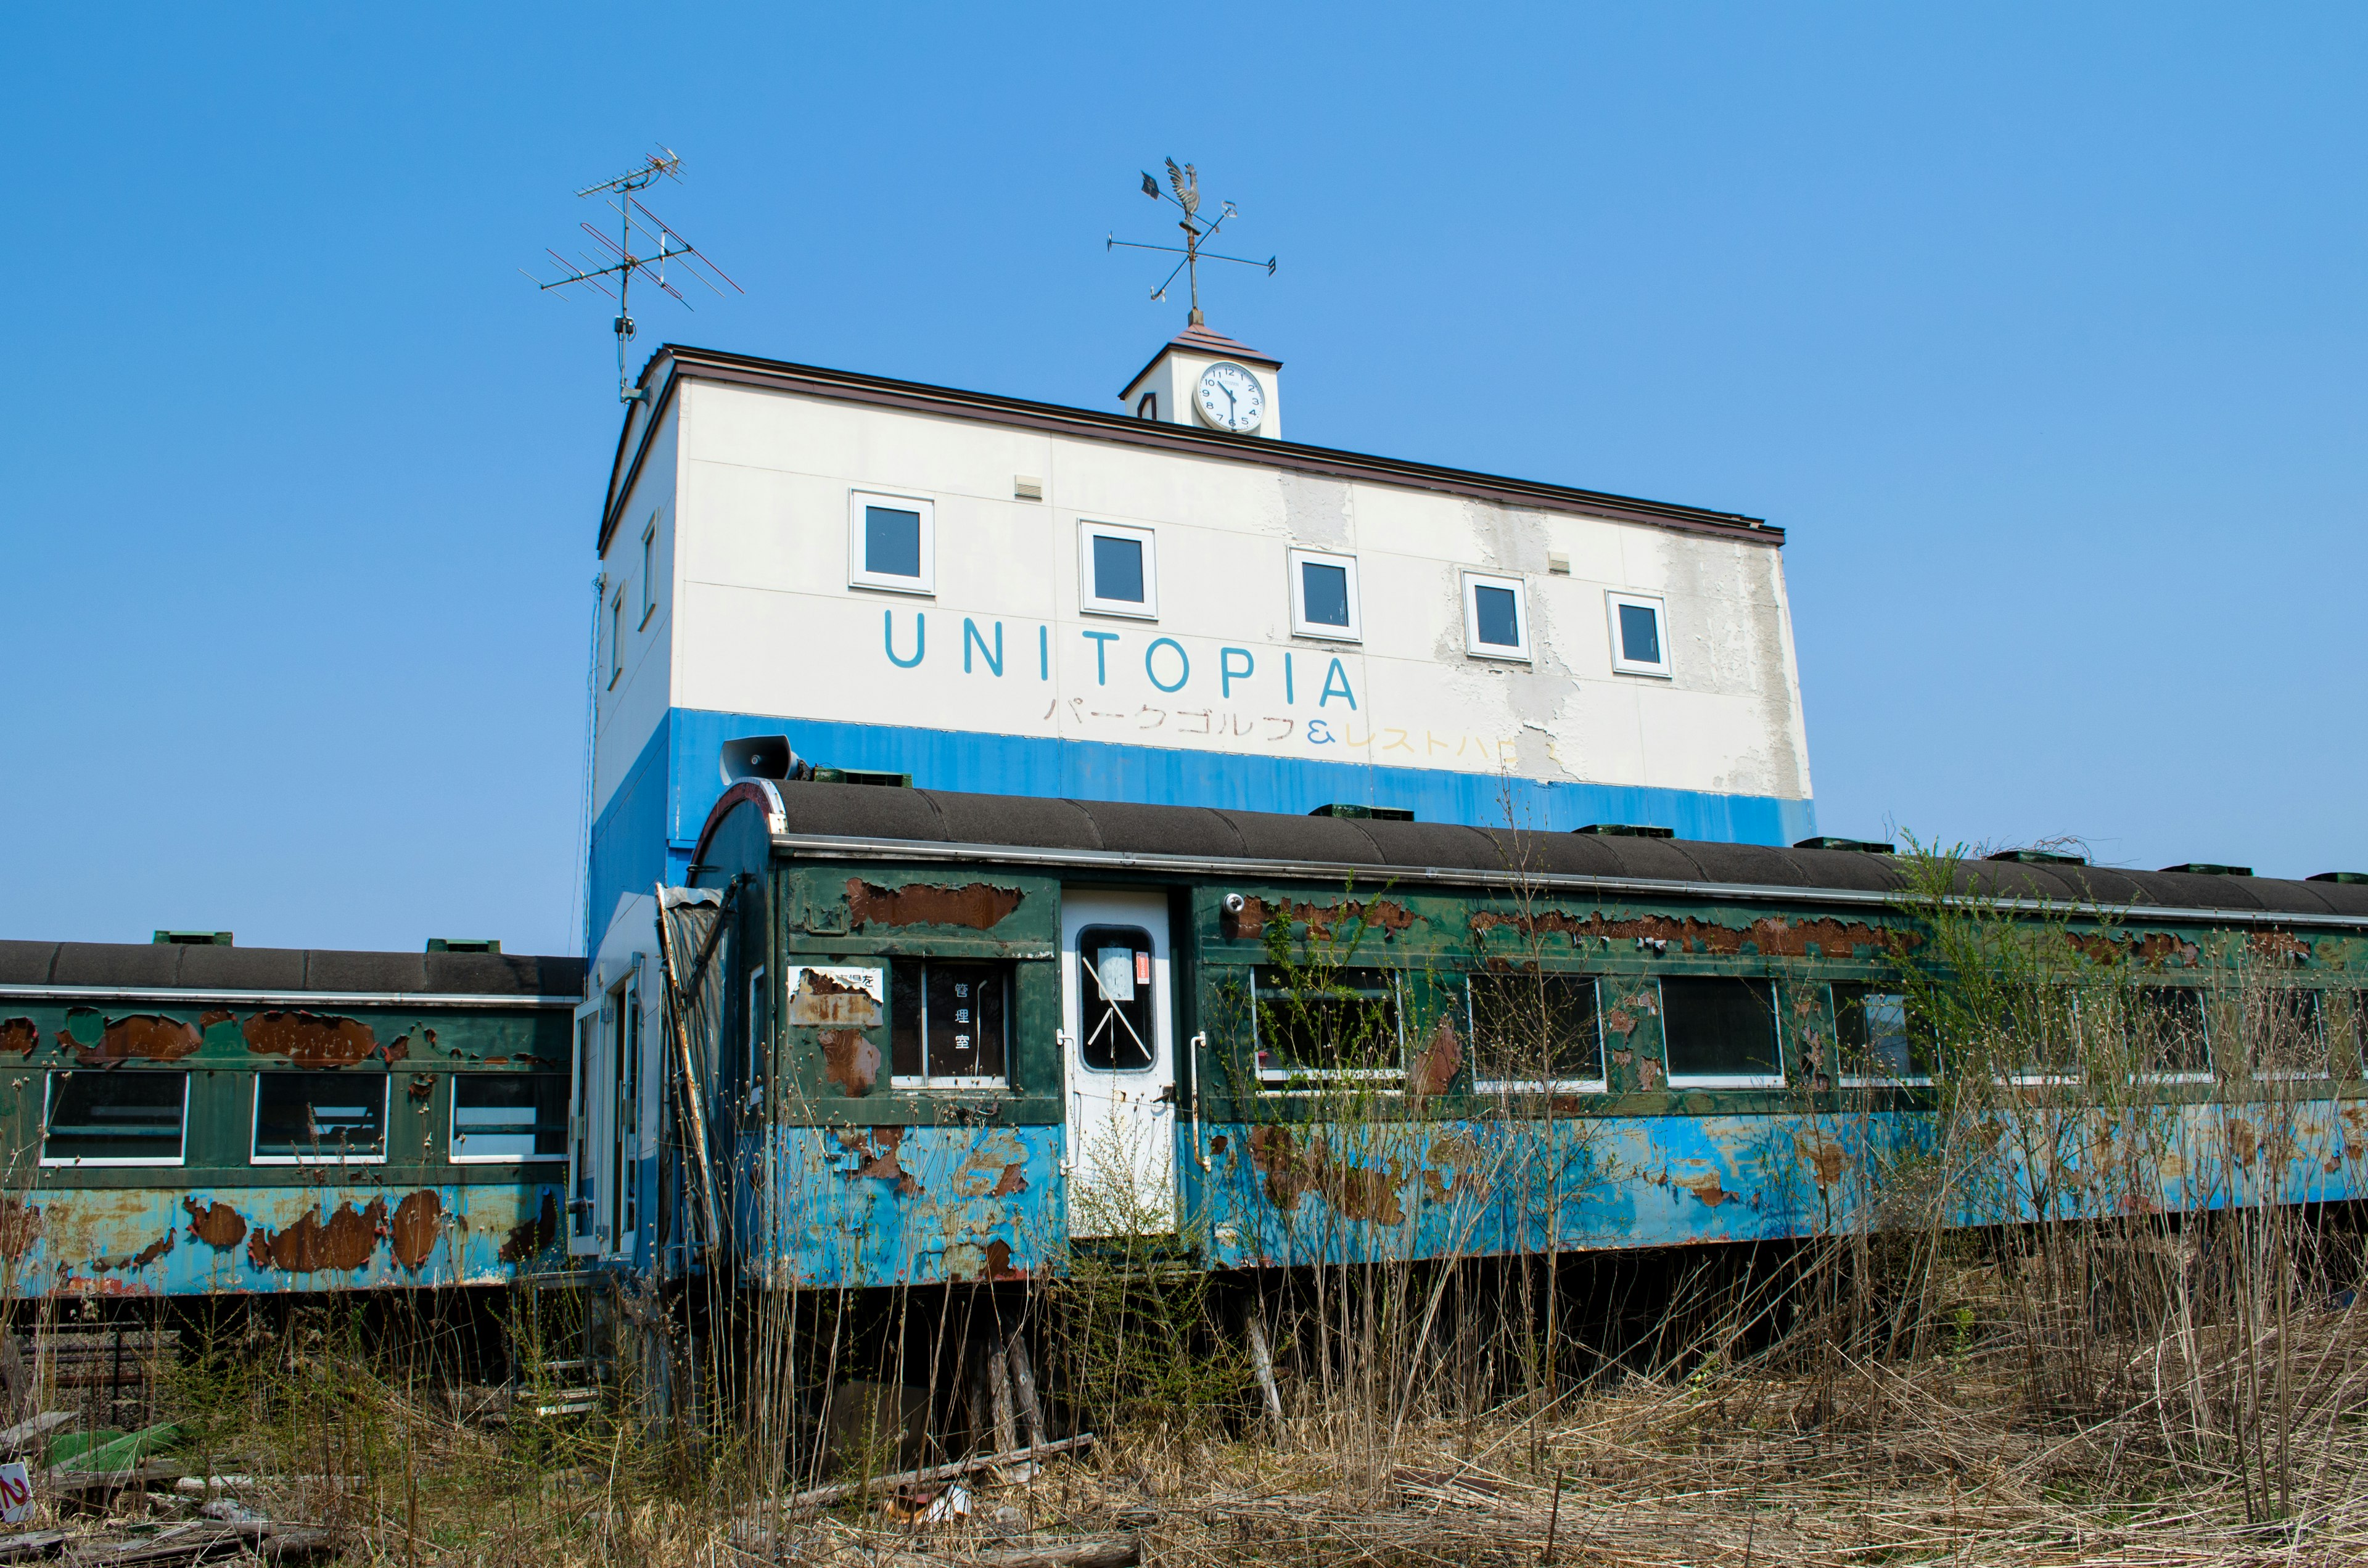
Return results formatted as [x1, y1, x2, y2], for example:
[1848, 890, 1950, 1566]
[849, 490, 935, 594]
[638, 517, 657, 627]
[43, 1071, 187, 1167]
[1659, 976, 1783, 1088]
[1288, 548, 1362, 642]
[890, 961, 1010, 1088]
[1079, 522, 1158, 618]
[252, 1072, 389, 1164]
[451, 1073, 569, 1162]
[1607, 591, 1670, 677]
[1461, 570, 1531, 661]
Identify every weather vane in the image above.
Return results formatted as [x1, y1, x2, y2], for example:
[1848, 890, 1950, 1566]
[1108, 158, 1275, 327]
[524, 149, 744, 404]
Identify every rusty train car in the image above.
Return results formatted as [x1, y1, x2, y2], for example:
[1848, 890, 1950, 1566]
[0, 938, 581, 1295]
[650, 776, 2368, 1292]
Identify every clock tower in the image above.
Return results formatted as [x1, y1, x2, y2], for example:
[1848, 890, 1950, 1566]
[1119, 322, 1283, 440]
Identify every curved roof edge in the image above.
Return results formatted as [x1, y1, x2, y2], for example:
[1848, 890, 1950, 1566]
[0, 942, 586, 1000]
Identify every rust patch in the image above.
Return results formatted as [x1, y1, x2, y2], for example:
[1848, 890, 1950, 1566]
[989, 1160, 1027, 1197]
[820, 1030, 881, 1096]
[407, 1073, 435, 1101]
[1246, 1125, 1406, 1225]
[68, 1014, 202, 1064]
[982, 1238, 1027, 1280]
[242, 1011, 378, 1065]
[2227, 1120, 2259, 1167]
[2068, 931, 2201, 967]
[787, 969, 886, 1027]
[1679, 1168, 1735, 1207]
[96, 1228, 176, 1273]
[390, 1191, 442, 1271]
[1603, 1009, 1637, 1037]
[245, 1198, 389, 1273]
[1795, 1133, 1846, 1190]
[498, 1192, 560, 1263]
[845, 879, 1023, 930]
[181, 1197, 247, 1251]
[842, 1126, 922, 1196]
[1471, 908, 1907, 959]
[1209, 1134, 1228, 1157]
[1410, 1016, 1462, 1098]
[2248, 930, 2311, 963]
[1637, 1055, 1665, 1091]
[0, 1197, 43, 1261]
[0, 1019, 35, 1056]
[1231, 897, 1416, 942]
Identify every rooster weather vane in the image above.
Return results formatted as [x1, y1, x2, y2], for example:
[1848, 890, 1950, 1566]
[1107, 158, 1275, 327]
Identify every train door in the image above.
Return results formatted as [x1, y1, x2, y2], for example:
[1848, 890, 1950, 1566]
[1061, 889, 1176, 1236]
[604, 971, 641, 1261]
[567, 998, 603, 1258]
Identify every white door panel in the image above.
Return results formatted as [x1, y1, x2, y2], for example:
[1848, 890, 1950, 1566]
[1061, 889, 1177, 1236]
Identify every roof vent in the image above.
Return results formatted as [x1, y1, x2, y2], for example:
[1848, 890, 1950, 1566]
[1794, 837, 1896, 854]
[1576, 823, 1674, 839]
[1986, 849, 2086, 866]
[427, 938, 502, 954]
[152, 930, 232, 946]
[1309, 803, 1414, 821]
[812, 767, 912, 788]
[2161, 863, 2253, 877]
[2309, 872, 2368, 885]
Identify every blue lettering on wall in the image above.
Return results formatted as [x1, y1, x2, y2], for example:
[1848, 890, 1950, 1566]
[964, 619, 1004, 676]
[1307, 719, 1336, 744]
[1284, 652, 1294, 705]
[886, 611, 926, 669]
[1038, 625, 1049, 681]
[1320, 658, 1359, 710]
[1220, 647, 1254, 699]
[1145, 638, 1190, 694]
[1082, 630, 1118, 685]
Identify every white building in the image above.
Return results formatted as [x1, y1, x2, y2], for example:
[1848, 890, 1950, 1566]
[585, 324, 1815, 948]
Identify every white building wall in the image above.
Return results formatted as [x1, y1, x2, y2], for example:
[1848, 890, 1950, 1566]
[591, 399, 679, 821]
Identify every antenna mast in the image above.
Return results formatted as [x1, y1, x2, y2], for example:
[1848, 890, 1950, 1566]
[525, 149, 744, 403]
[1108, 158, 1275, 326]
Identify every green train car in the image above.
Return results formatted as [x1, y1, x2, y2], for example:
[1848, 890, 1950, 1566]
[0, 938, 582, 1295]
[676, 778, 2368, 1291]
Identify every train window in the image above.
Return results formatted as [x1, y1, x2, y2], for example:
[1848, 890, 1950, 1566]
[42, 1071, 187, 1167]
[1077, 926, 1156, 1072]
[1833, 985, 1933, 1084]
[451, 1073, 569, 1162]
[1468, 972, 1602, 1090]
[1659, 977, 1782, 1087]
[2248, 988, 2327, 1078]
[2127, 987, 2211, 1080]
[252, 1072, 389, 1164]
[889, 961, 1009, 1088]
[1252, 966, 1402, 1087]
[1999, 985, 2081, 1082]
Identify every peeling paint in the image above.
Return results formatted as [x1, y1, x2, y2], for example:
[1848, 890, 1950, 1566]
[67, 1014, 202, 1065]
[789, 968, 886, 1027]
[0, 1019, 35, 1056]
[0, 1197, 43, 1261]
[1410, 1015, 1461, 1098]
[845, 879, 1024, 930]
[821, 1030, 881, 1096]
[246, 1199, 388, 1273]
[1677, 1167, 1736, 1207]
[93, 1227, 175, 1273]
[842, 1127, 923, 1196]
[242, 1011, 378, 1066]
[1247, 1125, 1407, 1225]
[1231, 896, 1415, 942]
[181, 1198, 247, 1252]
[1472, 908, 1906, 959]
[1794, 1133, 1846, 1190]
[498, 1193, 560, 1263]
[390, 1191, 442, 1270]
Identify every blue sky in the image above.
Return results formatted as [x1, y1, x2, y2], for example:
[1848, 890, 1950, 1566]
[4, 6, 2362, 955]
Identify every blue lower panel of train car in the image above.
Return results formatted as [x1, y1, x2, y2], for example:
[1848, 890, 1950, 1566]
[2, 1182, 566, 1295]
[736, 1125, 1067, 1289]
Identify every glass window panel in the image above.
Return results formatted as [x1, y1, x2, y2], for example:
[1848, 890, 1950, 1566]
[1660, 977, 1780, 1080]
[1254, 966, 1400, 1079]
[1078, 926, 1155, 1071]
[453, 1073, 569, 1161]
[1470, 972, 1601, 1084]
[2128, 986, 2210, 1075]
[890, 962, 1009, 1083]
[1618, 602, 1661, 665]
[1473, 585, 1521, 648]
[1834, 984, 1931, 1079]
[864, 506, 923, 578]
[2250, 988, 2325, 1074]
[44, 1072, 186, 1164]
[1091, 535, 1145, 604]
[254, 1071, 388, 1162]
[890, 963, 925, 1080]
[1300, 562, 1351, 627]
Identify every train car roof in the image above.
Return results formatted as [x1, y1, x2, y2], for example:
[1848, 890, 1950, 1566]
[704, 781, 2368, 928]
[0, 940, 585, 1002]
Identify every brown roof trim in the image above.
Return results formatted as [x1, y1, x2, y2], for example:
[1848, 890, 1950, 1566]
[598, 343, 1777, 554]
[1121, 324, 1283, 394]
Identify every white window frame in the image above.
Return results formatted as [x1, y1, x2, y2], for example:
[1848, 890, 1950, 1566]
[1834, 985, 1934, 1088]
[249, 1072, 391, 1167]
[1460, 570, 1532, 662]
[849, 490, 936, 595]
[607, 589, 625, 689]
[2124, 986, 2216, 1086]
[1078, 520, 1159, 620]
[890, 962, 1013, 1091]
[450, 1073, 569, 1164]
[40, 1070, 189, 1168]
[638, 514, 658, 628]
[1606, 591, 1671, 678]
[1288, 547, 1362, 642]
[1659, 976, 1787, 1091]
[1467, 974, 1606, 1094]
[1249, 969, 1405, 1093]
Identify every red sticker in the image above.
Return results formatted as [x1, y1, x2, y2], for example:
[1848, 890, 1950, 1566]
[1135, 951, 1151, 985]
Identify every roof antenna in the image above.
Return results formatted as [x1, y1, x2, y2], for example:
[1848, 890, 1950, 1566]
[1107, 158, 1275, 328]
[524, 148, 745, 404]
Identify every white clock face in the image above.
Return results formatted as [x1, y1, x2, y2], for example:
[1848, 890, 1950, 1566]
[1194, 361, 1265, 433]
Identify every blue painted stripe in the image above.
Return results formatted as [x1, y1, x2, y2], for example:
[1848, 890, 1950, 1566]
[586, 708, 1816, 943]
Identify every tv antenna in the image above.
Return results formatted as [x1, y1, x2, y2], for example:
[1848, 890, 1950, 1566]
[524, 149, 744, 404]
[1107, 158, 1275, 327]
